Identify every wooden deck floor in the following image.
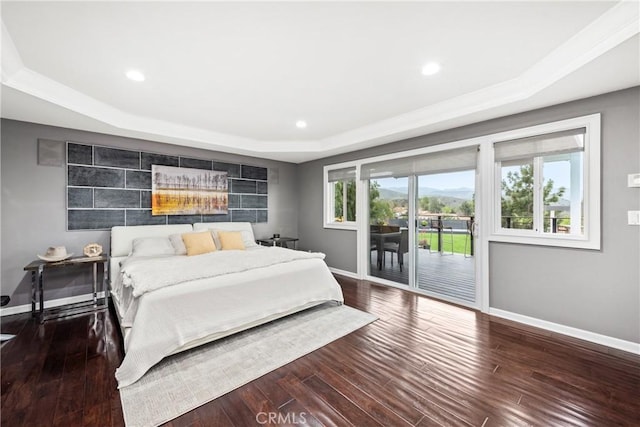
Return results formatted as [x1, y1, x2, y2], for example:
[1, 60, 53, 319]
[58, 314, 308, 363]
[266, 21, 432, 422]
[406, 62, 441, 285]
[370, 249, 476, 303]
[2, 277, 639, 426]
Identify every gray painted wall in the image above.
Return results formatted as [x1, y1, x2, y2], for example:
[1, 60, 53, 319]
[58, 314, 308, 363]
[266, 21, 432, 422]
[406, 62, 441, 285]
[297, 87, 640, 343]
[1, 119, 298, 308]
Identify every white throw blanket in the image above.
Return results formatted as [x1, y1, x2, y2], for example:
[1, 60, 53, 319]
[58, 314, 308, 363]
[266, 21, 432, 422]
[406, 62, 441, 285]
[121, 247, 325, 297]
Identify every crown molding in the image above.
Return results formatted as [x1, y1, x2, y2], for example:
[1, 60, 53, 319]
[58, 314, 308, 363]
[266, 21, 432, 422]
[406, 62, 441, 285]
[1, 2, 638, 162]
[317, 1, 640, 153]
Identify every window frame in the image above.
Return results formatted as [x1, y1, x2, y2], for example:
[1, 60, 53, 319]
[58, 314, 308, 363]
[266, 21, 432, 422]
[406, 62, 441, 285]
[490, 114, 600, 250]
[323, 162, 358, 230]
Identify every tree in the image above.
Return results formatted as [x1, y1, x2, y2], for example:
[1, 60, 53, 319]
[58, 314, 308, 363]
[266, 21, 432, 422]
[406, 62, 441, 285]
[428, 197, 444, 213]
[369, 182, 393, 224]
[459, 199, 475, 216]
[334, 180, 356, 221]
[501, 164, 565, 228]
[419, 196, 430, 211]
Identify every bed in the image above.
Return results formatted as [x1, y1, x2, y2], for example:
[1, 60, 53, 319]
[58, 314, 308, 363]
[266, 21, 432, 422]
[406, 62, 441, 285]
[109, 222, 344, 388]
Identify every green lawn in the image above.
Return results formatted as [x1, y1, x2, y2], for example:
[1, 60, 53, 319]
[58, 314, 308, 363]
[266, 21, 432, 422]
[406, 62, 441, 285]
[417, 232, 471, 255]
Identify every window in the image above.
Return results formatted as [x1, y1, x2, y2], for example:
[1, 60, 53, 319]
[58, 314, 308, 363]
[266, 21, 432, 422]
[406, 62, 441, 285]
[324, 165, 357, 229]
[492, 114, 600, 249]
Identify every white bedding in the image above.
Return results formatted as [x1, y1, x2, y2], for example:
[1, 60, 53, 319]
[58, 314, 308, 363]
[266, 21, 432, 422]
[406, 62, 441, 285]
[120, 246, 326, 297]
[112, 241, 344, 388]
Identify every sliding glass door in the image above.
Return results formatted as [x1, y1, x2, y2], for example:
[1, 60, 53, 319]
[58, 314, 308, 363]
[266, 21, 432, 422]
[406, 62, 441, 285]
[367, 176, 410, 285]
[362, 145, 479, 307]
[415, 170, 476, 303]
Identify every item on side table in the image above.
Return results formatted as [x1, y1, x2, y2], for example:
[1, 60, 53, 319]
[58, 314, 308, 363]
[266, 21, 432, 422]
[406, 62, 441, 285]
[83, 243, 103, 257]
[37, 246, 73, 262]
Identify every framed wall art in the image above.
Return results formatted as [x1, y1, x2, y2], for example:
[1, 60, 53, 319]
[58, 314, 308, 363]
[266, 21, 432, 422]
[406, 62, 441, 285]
[152, 165, 228, 215]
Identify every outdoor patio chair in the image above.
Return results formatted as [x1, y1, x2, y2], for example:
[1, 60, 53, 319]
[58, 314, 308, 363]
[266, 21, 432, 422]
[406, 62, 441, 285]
[383, 228, 409, 271]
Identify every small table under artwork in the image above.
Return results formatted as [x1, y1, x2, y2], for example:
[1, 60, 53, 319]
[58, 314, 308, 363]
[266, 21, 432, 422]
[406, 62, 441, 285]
[23, 255, 109, 323]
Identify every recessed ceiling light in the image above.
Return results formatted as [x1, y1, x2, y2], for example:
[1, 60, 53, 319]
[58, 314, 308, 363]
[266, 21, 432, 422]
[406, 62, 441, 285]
[296, 120, 307, 129]
[126, 70, 145, 82]
[421, 62, 441, 76]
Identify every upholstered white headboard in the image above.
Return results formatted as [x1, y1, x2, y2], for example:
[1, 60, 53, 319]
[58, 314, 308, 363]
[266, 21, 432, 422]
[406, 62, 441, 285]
[109, 222, 258, 289]
[193, 222, 255, 240]
[111, 222, 257, 258]
[111, 224, 193, 257]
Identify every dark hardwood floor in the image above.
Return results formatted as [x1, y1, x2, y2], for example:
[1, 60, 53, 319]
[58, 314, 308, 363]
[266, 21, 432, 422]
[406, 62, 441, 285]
[2, 276, 639, 426]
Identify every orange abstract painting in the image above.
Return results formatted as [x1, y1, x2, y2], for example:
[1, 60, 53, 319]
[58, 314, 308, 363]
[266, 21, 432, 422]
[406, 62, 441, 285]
[151, 165, 228, 215]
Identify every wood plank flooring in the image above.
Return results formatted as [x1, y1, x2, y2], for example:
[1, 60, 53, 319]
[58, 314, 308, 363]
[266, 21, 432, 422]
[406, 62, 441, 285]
[2, 276, 639, 426]
[370, 250, 476, 303]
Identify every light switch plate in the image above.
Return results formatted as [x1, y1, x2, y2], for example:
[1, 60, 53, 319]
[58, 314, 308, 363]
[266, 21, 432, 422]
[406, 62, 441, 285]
[628, 211, 640, 225]
[628, 173, 640, 187]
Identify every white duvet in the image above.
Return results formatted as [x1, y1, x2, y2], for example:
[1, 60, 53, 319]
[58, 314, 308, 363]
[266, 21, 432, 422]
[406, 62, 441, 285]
[114, 247, 344, 388]
[121, 246, 326, 297]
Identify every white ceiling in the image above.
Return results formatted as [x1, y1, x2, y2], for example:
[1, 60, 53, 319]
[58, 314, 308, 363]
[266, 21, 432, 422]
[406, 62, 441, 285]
[1, 1, 638, 163]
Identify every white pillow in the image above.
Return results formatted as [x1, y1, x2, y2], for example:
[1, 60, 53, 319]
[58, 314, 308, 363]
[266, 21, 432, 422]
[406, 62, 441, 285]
[209, 229, 257, 248]
[169, 233, 187, 255]
[130, 237, 176, 257]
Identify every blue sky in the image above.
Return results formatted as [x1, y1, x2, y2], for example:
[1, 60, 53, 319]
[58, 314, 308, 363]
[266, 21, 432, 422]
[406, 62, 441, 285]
[374, 161, 575, 192]
[374, 170, 475, 192]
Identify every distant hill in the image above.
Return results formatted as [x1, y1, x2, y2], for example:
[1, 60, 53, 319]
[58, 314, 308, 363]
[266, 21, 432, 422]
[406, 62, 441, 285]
[424, 195, 469, 211]
[378, 188, 407, 199]
[380, 186, 474, 200]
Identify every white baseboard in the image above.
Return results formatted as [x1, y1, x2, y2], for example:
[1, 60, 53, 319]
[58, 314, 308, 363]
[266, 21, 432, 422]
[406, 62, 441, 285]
[329, 267, 359, 280]
[0, 292, 106, 317]
[489, 308, 640, 355]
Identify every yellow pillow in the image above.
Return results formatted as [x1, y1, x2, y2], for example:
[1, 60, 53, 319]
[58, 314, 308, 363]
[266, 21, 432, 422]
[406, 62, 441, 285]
[181, 232, 217, 256]
[217, 231, 246, 250]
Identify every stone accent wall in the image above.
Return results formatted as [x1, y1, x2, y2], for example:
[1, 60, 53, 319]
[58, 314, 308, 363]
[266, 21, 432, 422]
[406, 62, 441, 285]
[66, 143, 268, 230]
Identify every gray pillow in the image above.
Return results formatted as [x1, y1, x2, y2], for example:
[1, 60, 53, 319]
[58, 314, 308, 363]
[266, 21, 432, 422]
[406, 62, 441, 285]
[169, 234, 187, 255]
[131, 237, 176, 257]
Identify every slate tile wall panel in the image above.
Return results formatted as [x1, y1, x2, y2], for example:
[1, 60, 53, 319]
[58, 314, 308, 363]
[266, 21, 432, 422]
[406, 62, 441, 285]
[201, 214, 231, 223]
[68, 166, 124, 188]
[68, 210, 125, 230]
[141, 153, 179, 170]
[232, 210, 257, 222]
[228, 194, 240, 209]
[95, 147, 140, 169]
[241, 165, 268, 181]
[67, 143, 269, 230]
[140, 191, 152, 208]
[231, 180, 257, 194]
[257, 182, 268, 194]
[67, 143, 93, 165]
[94, 189, 141, 208]
[67, 188, 93, 208]
[212, 161, 240, 178]
[180, 157, 212, 170]
[167, 215, 203, 225]
[126, 210, 167, 226]
[125, 171, 152, 189]
[241, 195, 268, 209]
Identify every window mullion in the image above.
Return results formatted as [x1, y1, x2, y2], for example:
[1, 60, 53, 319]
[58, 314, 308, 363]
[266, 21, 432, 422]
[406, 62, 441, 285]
[343, 181, 348, 222]
[569, 152, 582, 235]
[328, 183, 334, 222]
[533, 157, 544, 233]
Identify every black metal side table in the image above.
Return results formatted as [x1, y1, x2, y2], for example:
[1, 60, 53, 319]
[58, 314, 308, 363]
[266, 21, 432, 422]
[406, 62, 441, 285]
[256, 237, 299, 250]
[24, 255, 109, 323]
